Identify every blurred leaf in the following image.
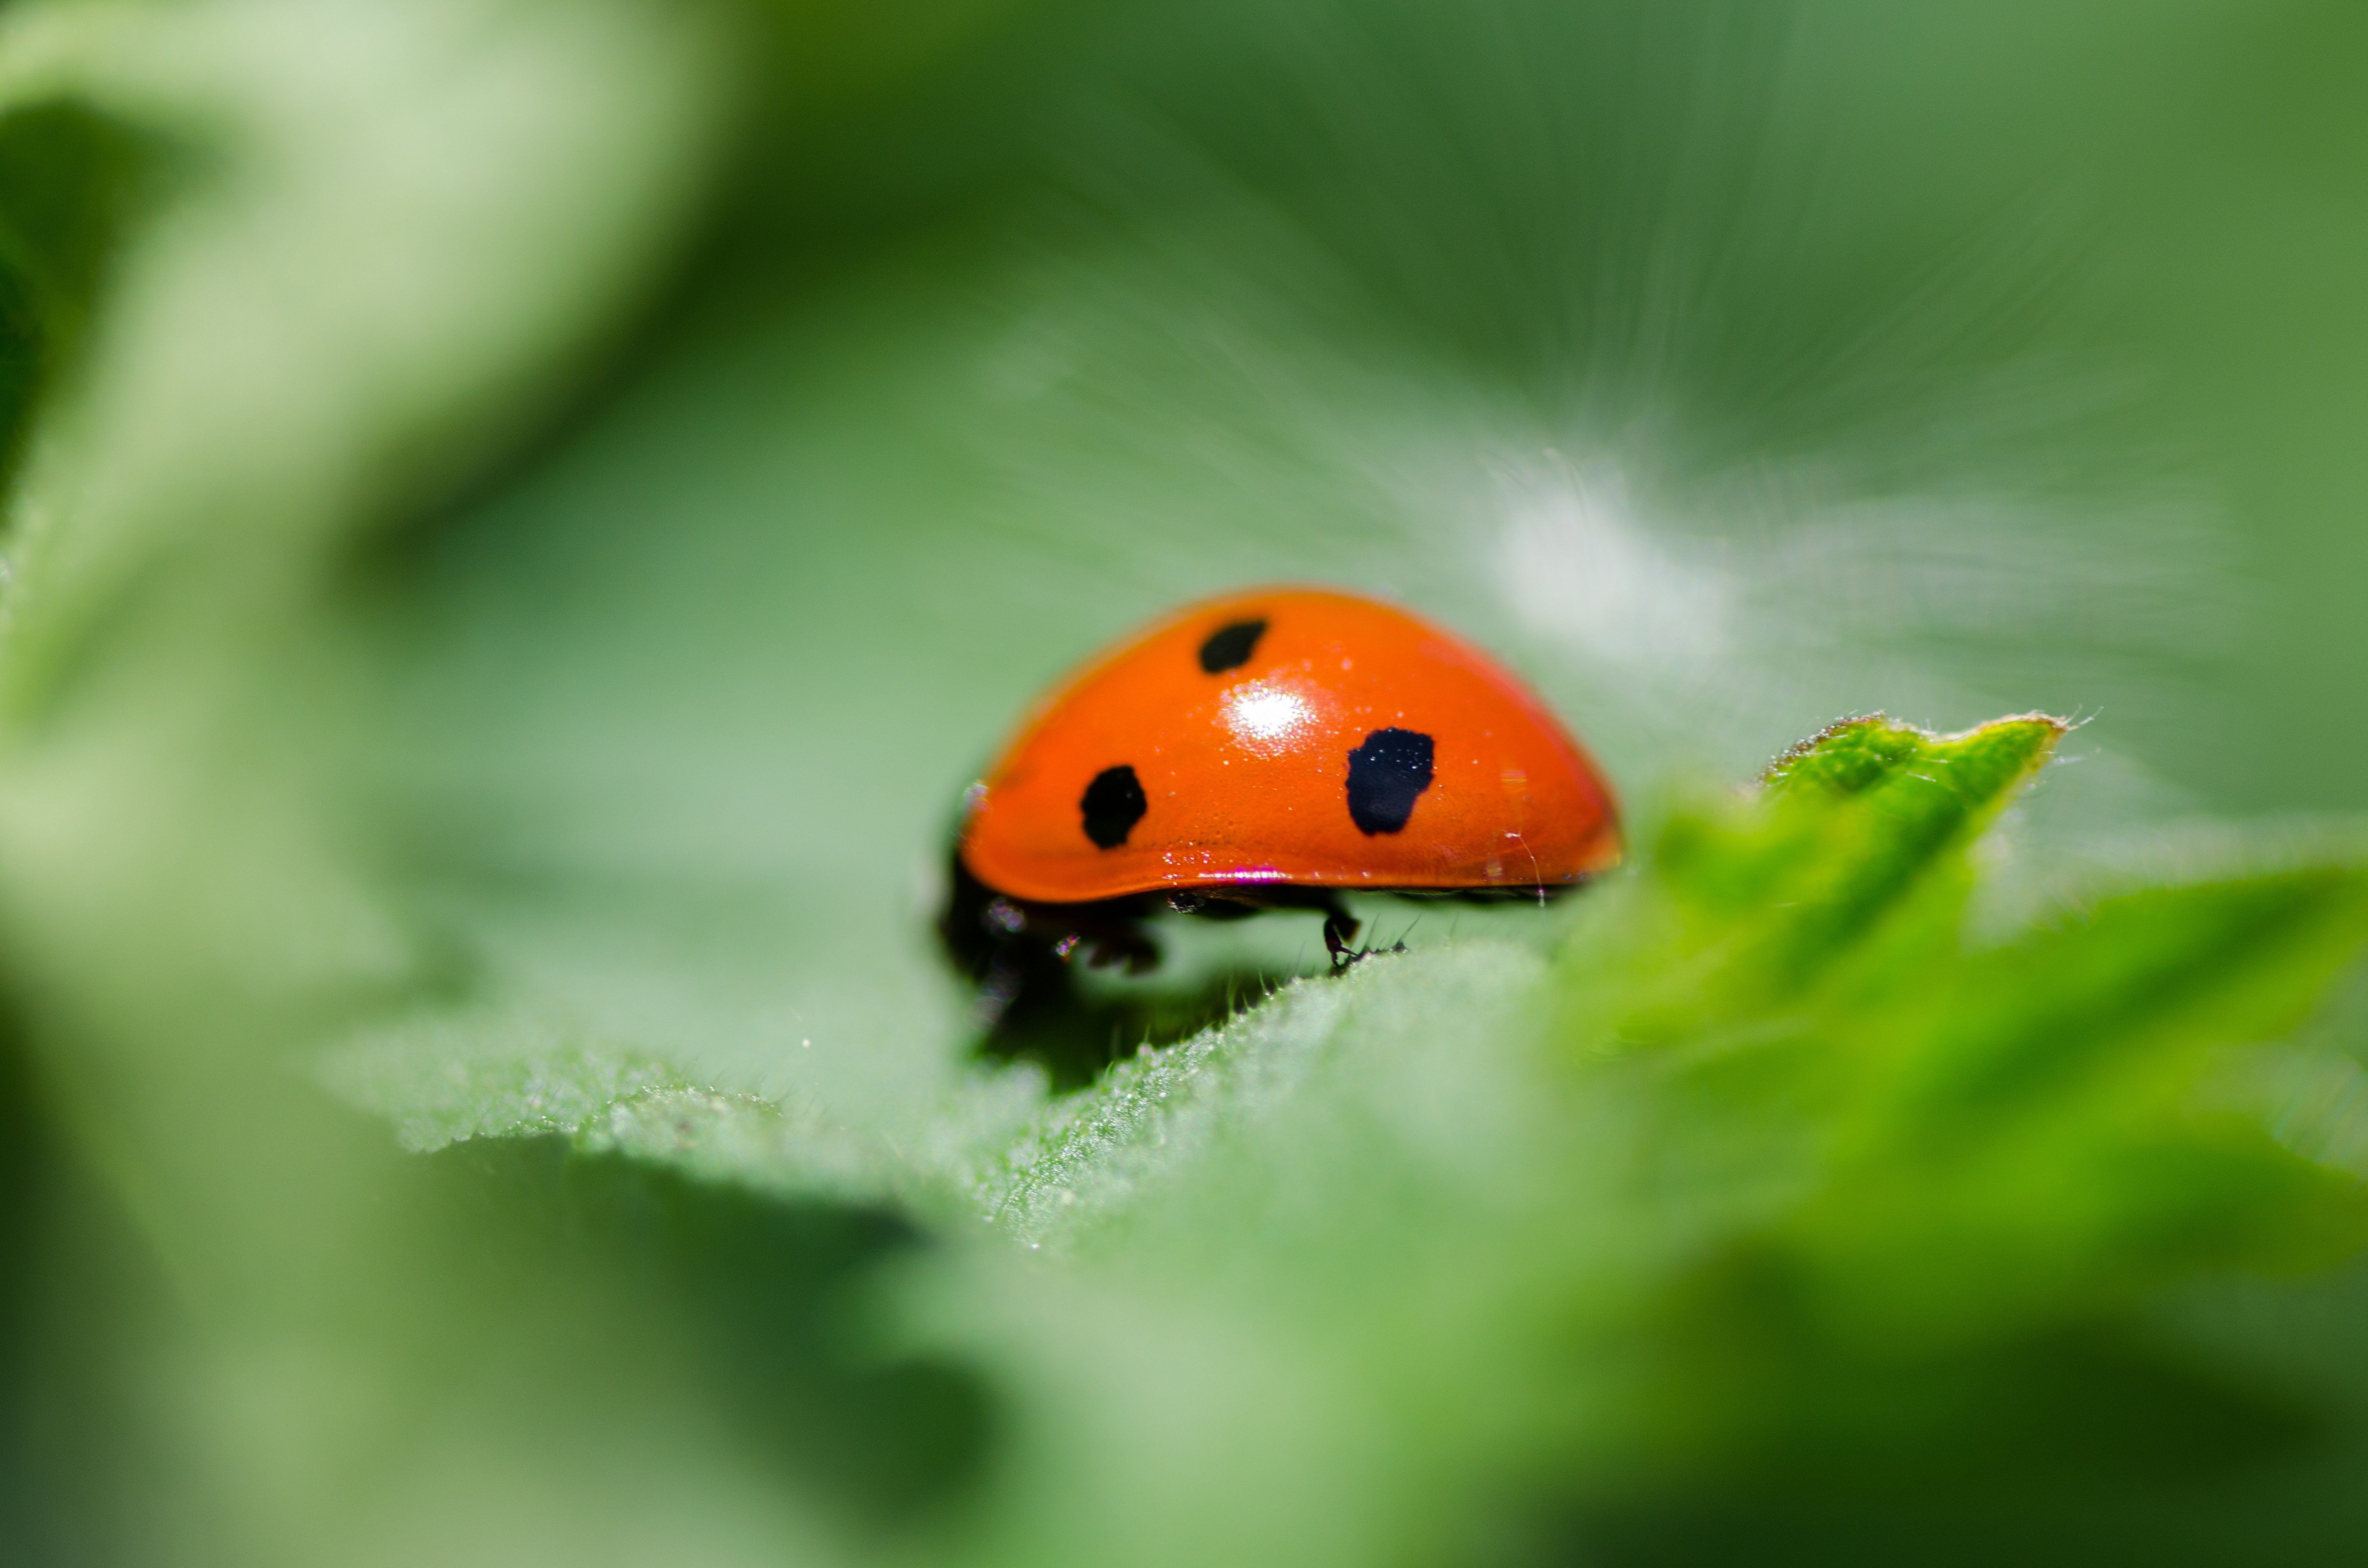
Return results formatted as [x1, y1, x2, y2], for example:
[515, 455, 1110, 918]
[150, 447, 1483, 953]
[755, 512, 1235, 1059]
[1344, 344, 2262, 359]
[0, 2, 819, 1563]
[0, 2, 2365, 1566]
[913, 716, 2368, 1564]
[427, 1136, 996, 1530]
[1547, 719, 2368, 1507]
[0, 98, 155, 479]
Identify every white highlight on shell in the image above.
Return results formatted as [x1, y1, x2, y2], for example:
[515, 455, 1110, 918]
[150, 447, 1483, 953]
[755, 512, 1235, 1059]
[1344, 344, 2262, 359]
[1222, 681, 1316, 753]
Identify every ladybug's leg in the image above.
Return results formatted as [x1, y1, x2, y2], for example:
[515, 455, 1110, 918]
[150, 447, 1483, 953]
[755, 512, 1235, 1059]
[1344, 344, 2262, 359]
[1166, 882, 1371, 971]
[1321, 902, 1364, 970]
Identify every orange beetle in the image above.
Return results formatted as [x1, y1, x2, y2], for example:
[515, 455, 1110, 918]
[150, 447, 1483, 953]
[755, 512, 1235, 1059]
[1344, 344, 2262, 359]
[941, 586, 1619, 1034]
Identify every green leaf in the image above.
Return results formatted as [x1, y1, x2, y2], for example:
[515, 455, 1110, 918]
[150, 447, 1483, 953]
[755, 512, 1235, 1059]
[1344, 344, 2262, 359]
[1610, 714, 2065, 1041]
[5, 4, 2368, 1566]
[1523, 720, 2368, 1500]
[907, 715, 2368, 1560]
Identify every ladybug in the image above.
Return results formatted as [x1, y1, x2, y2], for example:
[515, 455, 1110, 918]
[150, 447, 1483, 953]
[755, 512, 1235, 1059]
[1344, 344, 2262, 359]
[941, 586, 1620, 1039]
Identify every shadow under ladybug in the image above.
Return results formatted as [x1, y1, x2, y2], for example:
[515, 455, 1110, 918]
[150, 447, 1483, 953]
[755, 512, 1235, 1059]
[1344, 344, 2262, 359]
[937, 850, 1566, 1090]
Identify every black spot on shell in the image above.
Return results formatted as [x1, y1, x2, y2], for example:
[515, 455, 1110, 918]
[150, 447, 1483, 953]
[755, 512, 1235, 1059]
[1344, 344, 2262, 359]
[1345, 728, 1434, 835]
[1080, 765, 1148, 849]
[1198, 618, 1267, 674]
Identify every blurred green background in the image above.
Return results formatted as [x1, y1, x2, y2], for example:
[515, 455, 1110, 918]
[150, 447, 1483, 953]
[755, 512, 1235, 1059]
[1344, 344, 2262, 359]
[0, 0, 2366, 1563]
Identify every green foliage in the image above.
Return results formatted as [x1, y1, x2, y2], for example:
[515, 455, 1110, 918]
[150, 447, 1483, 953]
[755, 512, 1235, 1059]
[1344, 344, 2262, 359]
[931, 717, 2368, 1561]
[1547, 718, 2368, 1499]
[0, 100, 152, 476]
[0, 2, 2365, 1566]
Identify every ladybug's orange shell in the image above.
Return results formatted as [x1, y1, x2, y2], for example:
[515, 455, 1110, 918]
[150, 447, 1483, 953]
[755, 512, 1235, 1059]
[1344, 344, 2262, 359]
[959, 587, 1619, 904]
